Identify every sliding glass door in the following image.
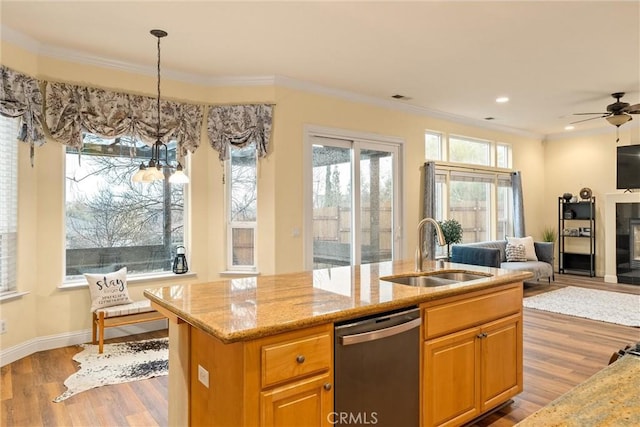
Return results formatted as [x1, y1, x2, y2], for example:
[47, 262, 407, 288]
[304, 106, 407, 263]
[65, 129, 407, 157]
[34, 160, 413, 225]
[309, 135, 400, 269]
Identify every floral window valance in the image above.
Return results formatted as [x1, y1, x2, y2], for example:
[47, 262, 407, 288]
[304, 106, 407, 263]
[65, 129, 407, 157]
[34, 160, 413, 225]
[0, 65, 46, 163]
[207, 104, 273, 161]
[45, 81, 203, 156]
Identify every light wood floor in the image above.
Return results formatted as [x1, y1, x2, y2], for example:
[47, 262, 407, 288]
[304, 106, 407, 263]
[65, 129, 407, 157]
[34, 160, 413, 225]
[1, 275, 639, 427]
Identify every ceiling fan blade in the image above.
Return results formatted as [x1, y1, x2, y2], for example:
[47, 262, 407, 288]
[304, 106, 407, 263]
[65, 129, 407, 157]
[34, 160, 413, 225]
[570, 115, 607, 124]
[573, 112, 609, 115]
[623, 103, 640, 114]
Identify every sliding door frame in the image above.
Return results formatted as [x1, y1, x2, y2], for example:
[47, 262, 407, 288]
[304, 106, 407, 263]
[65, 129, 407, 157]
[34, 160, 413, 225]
[303, 125, 405, 270]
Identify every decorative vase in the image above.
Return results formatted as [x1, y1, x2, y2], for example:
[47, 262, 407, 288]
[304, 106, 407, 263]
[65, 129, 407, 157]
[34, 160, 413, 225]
[562, 193, 572, 202]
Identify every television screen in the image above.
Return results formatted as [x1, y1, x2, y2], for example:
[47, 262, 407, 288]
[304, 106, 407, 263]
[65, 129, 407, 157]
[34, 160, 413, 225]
[617, 144, 640, 190]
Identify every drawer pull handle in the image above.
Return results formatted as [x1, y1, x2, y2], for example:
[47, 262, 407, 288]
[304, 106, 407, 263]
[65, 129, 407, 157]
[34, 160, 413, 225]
[296, 355, 306, 364]
[477, 333, 488, 339]
[323, 383, 332, 391]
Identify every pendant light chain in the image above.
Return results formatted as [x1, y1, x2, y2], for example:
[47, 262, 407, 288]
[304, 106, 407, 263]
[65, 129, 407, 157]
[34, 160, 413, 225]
[156, 33, 162, 142]
[132, 29, 188, 184]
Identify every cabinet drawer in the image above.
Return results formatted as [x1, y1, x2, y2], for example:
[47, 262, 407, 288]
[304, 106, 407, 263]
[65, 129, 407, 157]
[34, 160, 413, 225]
[424, 286, 522, 340]
[262, 333, 332, 387]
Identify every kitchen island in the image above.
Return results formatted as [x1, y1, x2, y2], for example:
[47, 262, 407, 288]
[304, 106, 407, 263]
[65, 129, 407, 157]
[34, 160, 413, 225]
[144, 259, 532, 426]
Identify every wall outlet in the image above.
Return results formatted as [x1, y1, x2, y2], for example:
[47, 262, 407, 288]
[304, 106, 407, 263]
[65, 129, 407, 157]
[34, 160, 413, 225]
[0, 319, 6, 334]
[198, 364, 209, 388]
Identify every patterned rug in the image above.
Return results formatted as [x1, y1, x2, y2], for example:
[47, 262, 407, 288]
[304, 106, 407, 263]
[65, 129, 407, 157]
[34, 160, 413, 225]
[524, 286, 640, 327]
[53, 337, 168, 402]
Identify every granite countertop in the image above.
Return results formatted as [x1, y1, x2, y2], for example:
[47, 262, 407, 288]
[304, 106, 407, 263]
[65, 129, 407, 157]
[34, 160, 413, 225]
[516, 354, 640, 426]
[143, 259, 531, 343]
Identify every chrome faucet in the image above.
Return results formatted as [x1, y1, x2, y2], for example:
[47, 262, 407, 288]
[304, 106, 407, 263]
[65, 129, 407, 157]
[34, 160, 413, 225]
[415, 218, 446, 272]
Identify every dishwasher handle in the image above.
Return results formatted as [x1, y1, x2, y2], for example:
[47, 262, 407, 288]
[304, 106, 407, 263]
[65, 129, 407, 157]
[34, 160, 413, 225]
[339, 317, 421, 346]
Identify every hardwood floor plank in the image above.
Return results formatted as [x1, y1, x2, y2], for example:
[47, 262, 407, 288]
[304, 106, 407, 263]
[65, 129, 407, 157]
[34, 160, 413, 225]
[1, 275, 638, 427]
[0, 366, 11, 401]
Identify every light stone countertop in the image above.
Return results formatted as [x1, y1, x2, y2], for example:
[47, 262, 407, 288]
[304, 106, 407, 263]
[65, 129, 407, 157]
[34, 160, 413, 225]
[516, 354, 640, 426]
[143, 259, 531, 343]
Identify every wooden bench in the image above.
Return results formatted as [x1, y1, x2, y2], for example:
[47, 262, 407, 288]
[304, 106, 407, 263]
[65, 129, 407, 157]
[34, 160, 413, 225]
[92, 300, 166, 353]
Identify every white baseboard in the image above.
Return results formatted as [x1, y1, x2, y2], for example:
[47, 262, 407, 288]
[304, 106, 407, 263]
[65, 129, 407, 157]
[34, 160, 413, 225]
[604, 274, 618, 284]
[0, 319, 168, 367]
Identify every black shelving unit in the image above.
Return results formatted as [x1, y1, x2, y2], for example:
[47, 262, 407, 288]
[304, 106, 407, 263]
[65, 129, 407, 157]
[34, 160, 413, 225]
[558, 196, 596, 276]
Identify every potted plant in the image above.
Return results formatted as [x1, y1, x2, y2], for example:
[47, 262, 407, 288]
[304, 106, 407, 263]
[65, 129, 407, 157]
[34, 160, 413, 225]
[438, 219, 463, 259]
[542, 227, 556, 243]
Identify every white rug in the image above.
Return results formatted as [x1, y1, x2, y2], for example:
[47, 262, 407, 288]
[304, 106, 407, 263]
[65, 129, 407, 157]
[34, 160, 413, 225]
[53, 337, 168, 402]
[524, 286, 640, 327]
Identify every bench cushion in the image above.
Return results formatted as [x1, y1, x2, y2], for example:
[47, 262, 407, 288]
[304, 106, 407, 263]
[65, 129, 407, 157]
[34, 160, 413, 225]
[95, 300, 154, 318]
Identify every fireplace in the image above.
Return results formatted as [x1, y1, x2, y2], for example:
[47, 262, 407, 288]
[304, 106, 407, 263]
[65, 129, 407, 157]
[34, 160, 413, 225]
[605, 193, 640, 284]
[631, 219, 640, 270]
[615, 202, 640, 284]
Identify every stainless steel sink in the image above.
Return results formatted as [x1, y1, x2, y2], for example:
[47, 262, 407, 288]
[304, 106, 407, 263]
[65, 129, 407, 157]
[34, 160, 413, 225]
[380, 271, 491, 287]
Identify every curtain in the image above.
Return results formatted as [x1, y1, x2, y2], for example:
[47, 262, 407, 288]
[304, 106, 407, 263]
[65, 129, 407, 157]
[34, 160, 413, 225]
[0, 65, 45, 165]
[45, 81, 203, 156]
[512, 171, 525, 237]
[207, 104, 273, 161]
[422, 161, 436, 260]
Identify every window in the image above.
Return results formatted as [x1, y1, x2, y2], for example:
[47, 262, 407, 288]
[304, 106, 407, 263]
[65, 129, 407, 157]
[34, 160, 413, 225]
[0, 115, 18, 294]
[65, 134, 185, 280]
[426, 131, 513, 248]
[449, 136, 491, 166]
[227, 143, 257, 271]
[425, 131, 443, 161]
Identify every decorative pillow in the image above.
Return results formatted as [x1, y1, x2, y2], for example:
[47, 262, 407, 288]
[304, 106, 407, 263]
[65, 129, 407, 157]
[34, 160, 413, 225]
[506, 236, 538, 261]
[505, 243, 527, 262]
[85, 267, 132, 312]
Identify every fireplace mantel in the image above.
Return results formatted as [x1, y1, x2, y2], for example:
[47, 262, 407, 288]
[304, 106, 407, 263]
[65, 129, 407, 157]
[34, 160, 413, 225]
[604, 192, 640, 283]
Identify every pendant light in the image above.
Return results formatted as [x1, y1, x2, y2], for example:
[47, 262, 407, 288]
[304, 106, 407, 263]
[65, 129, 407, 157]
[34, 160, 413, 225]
[132, 29, 189, 184]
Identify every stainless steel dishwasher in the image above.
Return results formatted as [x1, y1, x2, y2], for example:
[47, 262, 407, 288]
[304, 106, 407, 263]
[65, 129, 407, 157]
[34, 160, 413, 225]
[334, 306, 420, 427]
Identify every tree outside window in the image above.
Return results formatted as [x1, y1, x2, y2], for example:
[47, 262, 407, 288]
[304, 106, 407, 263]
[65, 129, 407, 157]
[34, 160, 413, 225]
[65, 134, 184, 279]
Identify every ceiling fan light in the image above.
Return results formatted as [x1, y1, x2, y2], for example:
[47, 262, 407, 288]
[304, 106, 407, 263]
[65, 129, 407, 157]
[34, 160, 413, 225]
[606, 113, 632, 127]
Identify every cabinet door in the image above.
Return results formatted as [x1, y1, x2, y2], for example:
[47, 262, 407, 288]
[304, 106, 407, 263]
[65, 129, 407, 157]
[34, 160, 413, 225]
[480, 314, 522, 411]
[423, 327, 481, 427]
[261, 373, 333, 427]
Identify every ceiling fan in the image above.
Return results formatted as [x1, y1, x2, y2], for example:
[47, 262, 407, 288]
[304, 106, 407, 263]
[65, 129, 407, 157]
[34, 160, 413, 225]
[571, 92, 640, 127]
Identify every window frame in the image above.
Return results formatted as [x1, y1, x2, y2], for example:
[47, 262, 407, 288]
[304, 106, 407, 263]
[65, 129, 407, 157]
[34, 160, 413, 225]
[63, 134, 187, 282]
[426, 130, 514, 247]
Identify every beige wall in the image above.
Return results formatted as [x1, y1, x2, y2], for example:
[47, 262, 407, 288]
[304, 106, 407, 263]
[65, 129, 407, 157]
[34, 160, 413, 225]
[0, 41, 545, 352]
[543, 127, 640, 276]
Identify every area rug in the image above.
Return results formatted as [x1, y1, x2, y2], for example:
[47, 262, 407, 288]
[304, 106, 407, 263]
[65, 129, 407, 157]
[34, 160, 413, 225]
[524, 286, 640, 327]
[53, 337, 168, 402]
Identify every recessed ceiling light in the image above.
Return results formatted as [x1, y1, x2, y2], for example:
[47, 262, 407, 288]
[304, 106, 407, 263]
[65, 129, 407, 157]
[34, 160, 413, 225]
[496, 96, 509, 103]
[565, 125, 575, 131]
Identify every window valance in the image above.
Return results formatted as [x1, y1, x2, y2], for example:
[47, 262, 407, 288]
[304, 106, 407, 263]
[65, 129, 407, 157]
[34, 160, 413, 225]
[45, 81, 203, 156]
[1, 65, 274, 163]
[0, 65, 46, 161]
[208, 104, 273, 161]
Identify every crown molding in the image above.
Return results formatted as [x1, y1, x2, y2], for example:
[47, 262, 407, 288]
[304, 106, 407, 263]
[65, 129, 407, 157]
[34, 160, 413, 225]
[544, 120, 640, 142]
[2, 24, 542, 140]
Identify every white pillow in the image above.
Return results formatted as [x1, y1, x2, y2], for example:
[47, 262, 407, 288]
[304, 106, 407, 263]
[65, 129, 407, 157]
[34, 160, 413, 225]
[85, 267, 133, 312]
[506, 236, 538, 261]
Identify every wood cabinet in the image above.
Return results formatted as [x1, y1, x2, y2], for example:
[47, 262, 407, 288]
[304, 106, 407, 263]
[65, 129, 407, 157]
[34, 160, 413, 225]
[190, 323, 333, 427]
[422, 284, 523, 427]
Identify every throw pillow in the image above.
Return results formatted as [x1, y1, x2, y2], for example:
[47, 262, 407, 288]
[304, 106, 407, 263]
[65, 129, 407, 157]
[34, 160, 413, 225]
[85, 267, 132, 312]
[505, 243, 527, 262]
[506, 236, 538, 261]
